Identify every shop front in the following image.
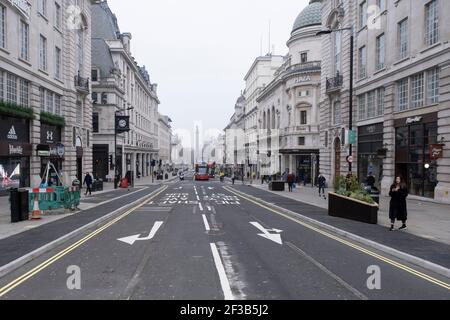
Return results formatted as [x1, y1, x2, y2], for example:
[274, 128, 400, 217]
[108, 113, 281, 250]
[39, 123, 64, 178]
[0, 116, 32, 195]
[280, 149, 319, 185]
[357, 123, 384, 190]
[395, 113, 438, 198]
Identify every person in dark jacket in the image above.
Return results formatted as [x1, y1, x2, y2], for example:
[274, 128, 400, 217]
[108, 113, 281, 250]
[317, 173, 327, 199]
[83, 172, 93, 196]
[389, 176, 409, 231]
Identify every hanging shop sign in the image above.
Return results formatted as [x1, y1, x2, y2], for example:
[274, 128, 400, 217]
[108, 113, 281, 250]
[430, 144, 444, 161]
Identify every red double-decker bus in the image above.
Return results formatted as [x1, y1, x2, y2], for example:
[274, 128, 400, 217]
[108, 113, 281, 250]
[195, 163, 209, 181]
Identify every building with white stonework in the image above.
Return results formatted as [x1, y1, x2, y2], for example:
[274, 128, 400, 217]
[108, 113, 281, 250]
[257, 0, 322, 185]
[91, 0, 160, 182]
[158, 113, 172, 167]
[320, 0, 450, 203]
[0, 0, 93, 194]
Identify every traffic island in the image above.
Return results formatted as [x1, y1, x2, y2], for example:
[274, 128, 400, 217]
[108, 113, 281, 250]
[328, 192, 379, 224]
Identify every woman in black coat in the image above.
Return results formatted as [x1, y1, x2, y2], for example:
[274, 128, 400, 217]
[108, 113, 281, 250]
[389, 176, 409, 231]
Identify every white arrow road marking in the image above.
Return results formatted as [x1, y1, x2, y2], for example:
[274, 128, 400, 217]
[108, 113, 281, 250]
[118, 221, 164, 245]
[208, 187, 215, 190]
[250, 222, 283, 245]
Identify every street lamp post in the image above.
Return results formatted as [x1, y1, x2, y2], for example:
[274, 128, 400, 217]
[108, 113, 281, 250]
[317, 26, 354, 174]
[114, 107, 134, 189]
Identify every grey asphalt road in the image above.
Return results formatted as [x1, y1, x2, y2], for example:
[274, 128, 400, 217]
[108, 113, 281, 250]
[0, 179, 449, 300]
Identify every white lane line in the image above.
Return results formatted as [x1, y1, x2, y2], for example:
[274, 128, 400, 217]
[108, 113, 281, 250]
[210, 243, 234, 300]
[202, 214, 211, 231]
[196, 195, 200, 201]
[199, 202, 204, 211]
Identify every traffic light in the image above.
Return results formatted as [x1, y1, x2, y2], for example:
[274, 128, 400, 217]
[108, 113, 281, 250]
[109, 155, 113, 166]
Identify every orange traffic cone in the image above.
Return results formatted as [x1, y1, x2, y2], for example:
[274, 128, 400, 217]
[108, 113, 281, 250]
[31, 194, 42, 220]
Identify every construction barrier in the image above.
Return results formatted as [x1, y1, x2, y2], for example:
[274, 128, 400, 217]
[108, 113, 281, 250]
[28, 186, 81, 214]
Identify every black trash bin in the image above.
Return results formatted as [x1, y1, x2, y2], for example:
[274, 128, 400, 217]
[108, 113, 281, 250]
[9, 188, 21, 223]
[19, 189, 29, 221]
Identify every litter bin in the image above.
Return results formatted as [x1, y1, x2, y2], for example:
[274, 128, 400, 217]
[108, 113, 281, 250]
[19, 189, 29, 221]
[9, 188, 21, 223]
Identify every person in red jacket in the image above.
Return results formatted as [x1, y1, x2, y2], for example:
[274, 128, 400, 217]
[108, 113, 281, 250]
[287, 172, 295, 192]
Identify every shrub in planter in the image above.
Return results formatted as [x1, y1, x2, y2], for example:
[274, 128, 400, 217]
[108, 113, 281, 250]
[329, 174, 378, 224]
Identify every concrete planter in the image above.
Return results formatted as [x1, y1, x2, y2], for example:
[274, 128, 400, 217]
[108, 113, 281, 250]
[328, 192, 379, 224]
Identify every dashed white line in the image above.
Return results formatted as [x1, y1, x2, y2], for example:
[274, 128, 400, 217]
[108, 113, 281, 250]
[199, 202, 204, 211]
[202, 214, 211, 231]
[210, 243, 234, 300]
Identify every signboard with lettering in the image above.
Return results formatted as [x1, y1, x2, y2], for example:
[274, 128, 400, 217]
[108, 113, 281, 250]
[0, 141, 32, 157]
[40, 123, 61, 145]
[0, 117, 29, 143]
[430, 144, 444, 161]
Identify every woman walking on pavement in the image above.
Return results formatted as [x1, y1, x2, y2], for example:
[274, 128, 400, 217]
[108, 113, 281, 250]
[389, 176, 409, 231]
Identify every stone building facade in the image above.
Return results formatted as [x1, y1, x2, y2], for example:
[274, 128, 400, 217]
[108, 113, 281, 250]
[320, 0, 450, 202]
[0, 0, 93, 194]
[91, 0, 160, 182]
[257, 0, 322, 185]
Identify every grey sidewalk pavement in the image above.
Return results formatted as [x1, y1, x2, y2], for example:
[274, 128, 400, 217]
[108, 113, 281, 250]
[0, 173, 178, 241]
[249, 182, 450, 246]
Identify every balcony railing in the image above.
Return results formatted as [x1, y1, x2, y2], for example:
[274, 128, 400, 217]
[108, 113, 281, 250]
[326, 73, 343, 92]
[74, 75, 90, 93]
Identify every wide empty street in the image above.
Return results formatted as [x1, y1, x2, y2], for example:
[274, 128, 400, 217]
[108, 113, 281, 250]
[0, 176, 449, 300]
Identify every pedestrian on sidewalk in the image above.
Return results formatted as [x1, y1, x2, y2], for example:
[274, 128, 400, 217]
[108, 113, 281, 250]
[389, 176, 409, 231]
[83, 172, 93, 196]
[318, 172, 327, 199]
[232, 172, 236, 185]
[287, 172, 295, 192]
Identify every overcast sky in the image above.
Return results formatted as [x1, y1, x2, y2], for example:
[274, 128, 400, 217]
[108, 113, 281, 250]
[107, 0, 310, 142]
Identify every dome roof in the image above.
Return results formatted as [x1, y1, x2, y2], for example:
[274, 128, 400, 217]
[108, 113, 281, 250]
[292, 0, 322, 33]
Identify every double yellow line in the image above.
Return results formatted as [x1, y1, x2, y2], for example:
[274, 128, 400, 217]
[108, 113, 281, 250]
[0, 185, 168, 298]
[224, 186, 450, 291]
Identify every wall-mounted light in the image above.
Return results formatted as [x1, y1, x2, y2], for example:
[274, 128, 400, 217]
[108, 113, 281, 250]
[424, 163, 431, 170]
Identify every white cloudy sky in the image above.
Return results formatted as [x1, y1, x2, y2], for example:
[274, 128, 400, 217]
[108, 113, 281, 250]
[107, 0, 310, 140]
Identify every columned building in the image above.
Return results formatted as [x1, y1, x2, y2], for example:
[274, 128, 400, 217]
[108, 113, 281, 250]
[257, 0, 322, 185]
[320, 0, 450, 203]
[91, 1, 160, 182]
[158, 114, 172, 169]
[0, 0, 93, 194]
[224, 94, 246, 175]
[242, 55, 284, 178]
